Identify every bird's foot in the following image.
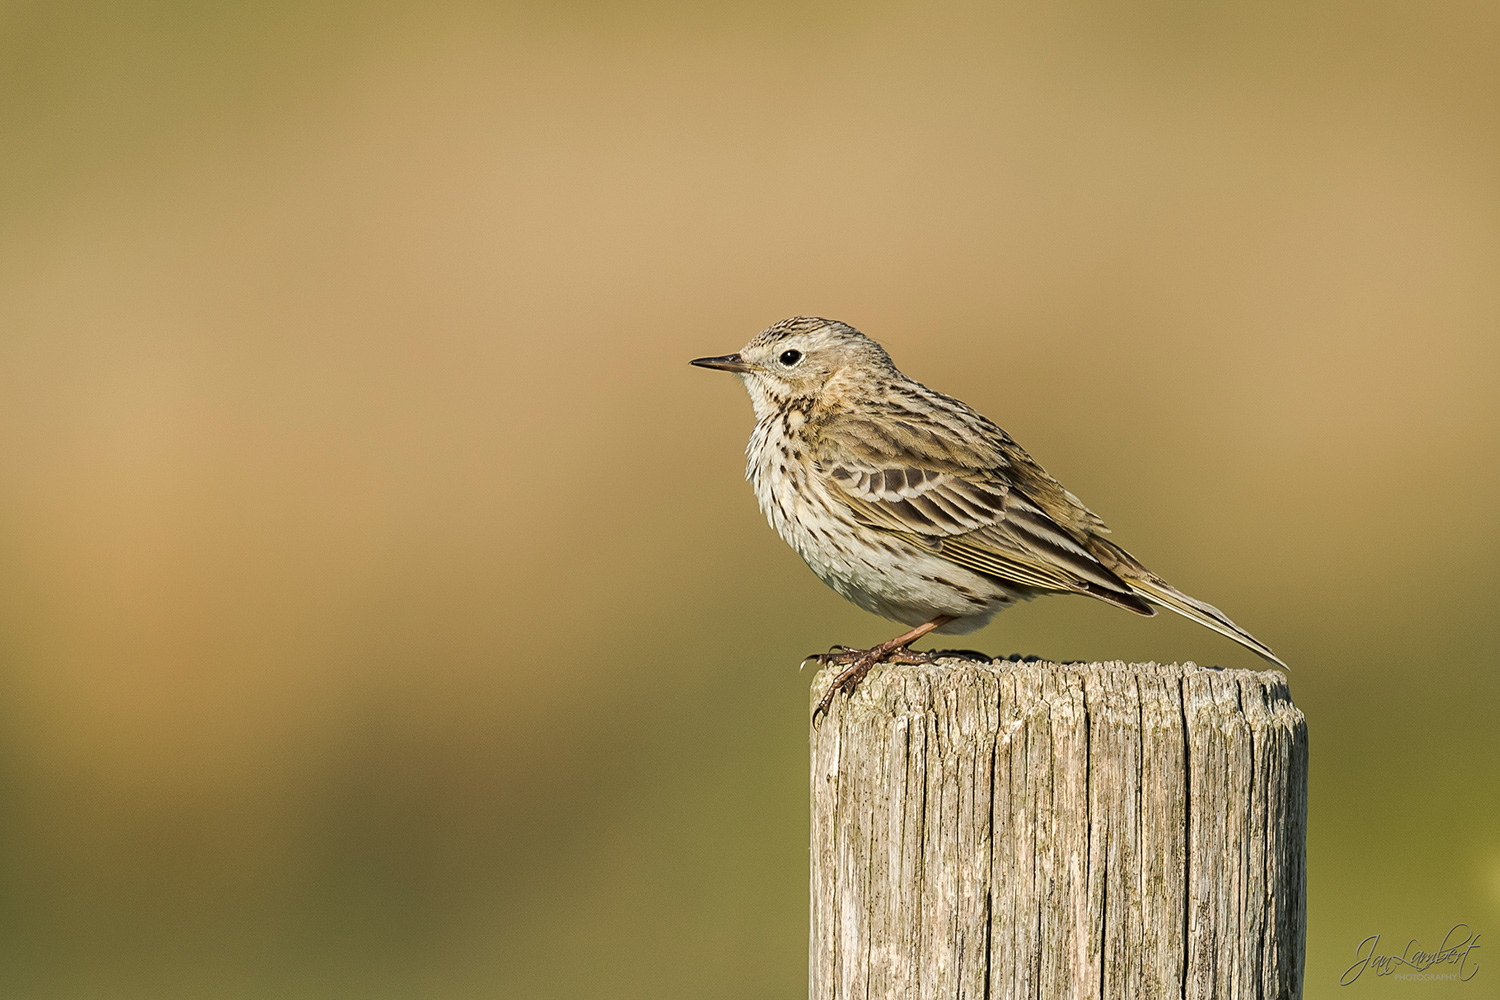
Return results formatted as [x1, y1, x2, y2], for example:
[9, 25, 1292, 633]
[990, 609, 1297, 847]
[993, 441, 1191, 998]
[811, 646, 937, 668]
[800, 645, 861, 671]
[810, 642, 938, 722]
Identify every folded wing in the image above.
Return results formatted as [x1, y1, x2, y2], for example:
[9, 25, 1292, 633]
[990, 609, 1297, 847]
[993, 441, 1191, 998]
[815, 408, 1155, 615]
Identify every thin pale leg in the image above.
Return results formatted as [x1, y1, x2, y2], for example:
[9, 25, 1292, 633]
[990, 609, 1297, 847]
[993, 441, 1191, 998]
[812, 614, 955, 721]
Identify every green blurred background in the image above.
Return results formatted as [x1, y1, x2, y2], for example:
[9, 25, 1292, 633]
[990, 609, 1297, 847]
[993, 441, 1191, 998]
[1, 1, 1497, 996]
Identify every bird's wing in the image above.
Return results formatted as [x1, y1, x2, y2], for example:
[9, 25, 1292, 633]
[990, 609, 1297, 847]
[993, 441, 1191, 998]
[813, 406, 1154, 614]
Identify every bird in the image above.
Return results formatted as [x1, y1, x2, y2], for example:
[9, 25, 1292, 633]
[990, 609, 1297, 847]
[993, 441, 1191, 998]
[691, 317, 1284, 719]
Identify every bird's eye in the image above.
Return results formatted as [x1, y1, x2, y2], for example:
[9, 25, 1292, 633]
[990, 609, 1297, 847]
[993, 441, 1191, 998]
[779, 349, 803, 366]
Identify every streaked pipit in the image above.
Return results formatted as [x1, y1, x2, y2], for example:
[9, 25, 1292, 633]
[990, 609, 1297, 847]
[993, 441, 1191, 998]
[692, 317, 1284, 720]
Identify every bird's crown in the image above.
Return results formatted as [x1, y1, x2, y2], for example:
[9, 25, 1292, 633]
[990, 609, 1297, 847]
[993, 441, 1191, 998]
[746, 316, 876, 353]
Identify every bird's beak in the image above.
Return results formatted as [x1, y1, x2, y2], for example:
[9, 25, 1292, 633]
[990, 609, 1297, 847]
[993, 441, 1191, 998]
[689, 353, 759, 373]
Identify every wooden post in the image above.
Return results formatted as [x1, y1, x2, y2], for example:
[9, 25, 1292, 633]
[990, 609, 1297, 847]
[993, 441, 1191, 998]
[810, 657, 1307, 1000]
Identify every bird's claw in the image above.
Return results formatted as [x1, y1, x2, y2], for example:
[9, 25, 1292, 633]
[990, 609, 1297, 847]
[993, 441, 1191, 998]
[808, 645, 864, 667]
[810, 644, 947, 724]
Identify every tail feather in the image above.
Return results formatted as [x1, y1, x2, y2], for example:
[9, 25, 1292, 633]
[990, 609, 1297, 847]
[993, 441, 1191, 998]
[1126, 575, 1287, 669]
[1087, 538, 1287, 669]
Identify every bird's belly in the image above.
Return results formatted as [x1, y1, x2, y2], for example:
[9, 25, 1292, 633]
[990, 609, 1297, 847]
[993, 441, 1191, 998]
[780, 505, 1020, 634]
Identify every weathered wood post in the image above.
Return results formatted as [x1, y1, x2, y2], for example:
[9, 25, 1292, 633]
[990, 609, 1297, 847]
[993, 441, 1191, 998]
[810, 657, 1307, 1000]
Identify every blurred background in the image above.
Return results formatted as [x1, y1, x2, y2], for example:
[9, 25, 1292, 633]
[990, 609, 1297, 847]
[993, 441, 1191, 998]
[1, 1, 1497, 996]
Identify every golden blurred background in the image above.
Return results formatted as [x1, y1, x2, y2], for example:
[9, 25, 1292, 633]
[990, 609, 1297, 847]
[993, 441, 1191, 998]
[1, 1, 1497, 996]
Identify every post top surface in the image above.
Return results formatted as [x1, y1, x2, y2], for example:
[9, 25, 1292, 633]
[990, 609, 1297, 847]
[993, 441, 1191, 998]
[809, 654, 1300, 728]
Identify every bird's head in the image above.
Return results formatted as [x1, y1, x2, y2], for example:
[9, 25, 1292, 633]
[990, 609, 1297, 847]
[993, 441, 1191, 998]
[690, 317, 896, 420]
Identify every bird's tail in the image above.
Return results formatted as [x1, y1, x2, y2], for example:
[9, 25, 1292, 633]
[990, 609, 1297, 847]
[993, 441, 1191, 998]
[1088, 538, 1287, 669]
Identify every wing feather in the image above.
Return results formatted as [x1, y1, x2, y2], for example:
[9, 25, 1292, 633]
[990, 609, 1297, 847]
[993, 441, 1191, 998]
[814, 401, 1153, 614]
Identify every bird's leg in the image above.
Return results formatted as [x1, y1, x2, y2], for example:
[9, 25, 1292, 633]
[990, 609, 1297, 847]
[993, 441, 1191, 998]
[814, 616, 955, 668]
[812, 615, 955, 720]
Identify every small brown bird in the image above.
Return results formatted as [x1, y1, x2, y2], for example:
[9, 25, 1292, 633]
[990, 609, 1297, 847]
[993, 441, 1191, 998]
[692, 317, 1284, 718]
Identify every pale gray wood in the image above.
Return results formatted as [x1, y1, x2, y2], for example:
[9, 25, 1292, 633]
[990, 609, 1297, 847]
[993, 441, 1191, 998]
[810, 657, 1307, 1000]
